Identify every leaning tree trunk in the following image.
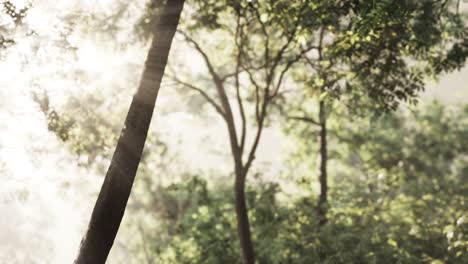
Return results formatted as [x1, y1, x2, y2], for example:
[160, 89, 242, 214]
[74, 1, 185, 263]
[317, 99, 328, 225]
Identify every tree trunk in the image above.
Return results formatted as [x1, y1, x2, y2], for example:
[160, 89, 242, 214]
[74, 1, 184, 263]
[234, 164, 255, 264]
[317, 100, 328, 225]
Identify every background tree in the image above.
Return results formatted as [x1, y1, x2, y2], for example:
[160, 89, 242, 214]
[279, 0, 466, 222]
[168, 1, 319, 261]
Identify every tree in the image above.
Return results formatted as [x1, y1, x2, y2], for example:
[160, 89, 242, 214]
[281, 0, 466, 223]
[74, 0, 185, 263]
[168, 1, 317, 261]
[328, 101, 468, 263]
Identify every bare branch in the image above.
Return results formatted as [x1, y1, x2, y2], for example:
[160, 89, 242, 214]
[287, 115, 321, 126]
[267, 32, 296, 87]
[318, 26, 325, 61]
[243, 97, 267, 174]
[240, 62, 262, 122]
[166, 74, 227, 119]
[266, 2, 307, 88]
[249, 2, 270, 78]
[243, 5, 309, 173]
[234, 13, 247, 154]
[304, 54, 319, 69]
[220, 64, 266, 81]
[178, 30, 240, 153]
[244, 82, 271, 174]
[137, 224, 153, 264]
[303, 26, 327, 71]
[178, 30, 222, 84]
[270, 45, 320, 98]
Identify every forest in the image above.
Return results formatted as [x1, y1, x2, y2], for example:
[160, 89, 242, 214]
[0, 0, 467, 263]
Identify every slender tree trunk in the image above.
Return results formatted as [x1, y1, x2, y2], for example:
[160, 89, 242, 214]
[74, 1, 184, 263]
[234, 163, 255, 264]
[317, 100, 328, 225]
[222, 96, 255, 262]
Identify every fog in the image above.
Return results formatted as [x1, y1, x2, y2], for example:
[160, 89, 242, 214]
[1, 0, 467, 263]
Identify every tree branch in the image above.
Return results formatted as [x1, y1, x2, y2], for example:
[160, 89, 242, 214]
[243, 95, 267, 174]
[166, 74, 227, 119]
[244, 81, 271, 174]
[240, 61, 262, 122]
[287, 115, 321, 126]
[178, 30, 222, 85]
[243, 4, 308, 174]
[270, 45, 319, 98]
[249, 2, 270, 78]
[220, 64, 266, 81]
[178, 30, 241, 155]
[266, 2, 307, 88]
[234, 13, 247, 154]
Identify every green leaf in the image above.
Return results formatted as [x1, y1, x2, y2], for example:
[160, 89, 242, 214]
[319, 91, 328, 101]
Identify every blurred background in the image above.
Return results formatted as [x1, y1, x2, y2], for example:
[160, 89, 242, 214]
[0, 0, 467, 263]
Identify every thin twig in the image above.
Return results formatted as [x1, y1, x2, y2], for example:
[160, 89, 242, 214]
[287, 115, 321, 126]
[167, 74, 227, 119]
[234, 13, 247, 154]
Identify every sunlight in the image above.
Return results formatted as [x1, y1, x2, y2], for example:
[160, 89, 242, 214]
[1, 1, 466, 263]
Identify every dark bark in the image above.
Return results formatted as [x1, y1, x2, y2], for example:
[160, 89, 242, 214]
[234, 164, 255, 264]
[175, 11, 304, 260]
[74, 1, 184, 263]
[317, 100, 328, 225]
[177, 28, 257, 263]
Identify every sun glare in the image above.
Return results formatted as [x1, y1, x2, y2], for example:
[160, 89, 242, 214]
[1, 0, 466, 263]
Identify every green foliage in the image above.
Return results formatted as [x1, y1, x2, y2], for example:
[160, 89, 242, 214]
[32, 90, 120, 166]
[135, 102, 468, 263]
[339, 0, 465, 109]
[25, 1, 466, 262]
[330, 101, 468, 263]
[281, 0, 466, 112]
